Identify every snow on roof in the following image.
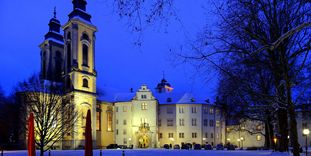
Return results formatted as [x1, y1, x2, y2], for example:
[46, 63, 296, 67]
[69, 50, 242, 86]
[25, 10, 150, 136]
[46, 38, 64, 45]
[71, 16, 93, 26]
[154, 92, 211, 105]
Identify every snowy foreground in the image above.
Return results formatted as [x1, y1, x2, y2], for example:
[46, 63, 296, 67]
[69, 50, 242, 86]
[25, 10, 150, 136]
[3, 149, 302, 156]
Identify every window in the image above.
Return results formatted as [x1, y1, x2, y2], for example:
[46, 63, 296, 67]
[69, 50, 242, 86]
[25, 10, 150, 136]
[141, 94, 147, 99]
[211, 133, 214, 138]
[216, 109, 220, 115]
[209, 108, 214, 114]
[256, 135, 262, 141]
[107, 111, 113, 131]
[82, 44, 88, 66]
[167, 107, 173, 114]
[168, 133, 174, 138]
[167, 119, 174, 126]
[116, 129, 119, 135]
[179, 107, 184, 113]
[96, 111, 101, 131]
[82, 78, 88, 88]
[116, 120, 119, 124]
[141, 103, 147, 110]
[123, 138, 127, 144]
[179, 119, 184, 126]
[66, 43, 71, 70]
[42, 51, 46, 75]
[158, 119, 161, 126]
[192, 118, 197, 126]
[204, 132, 208, 138]
[123, 129, 127, 135]
[55, 51, 62, 75]
[123, 106, 127, 112]
[192, 133, 197, 138]
[115, 106, 118, 112]
[123, 120, 127, 125]
[209, 120, 214, 127]
[216, 120, 220, 127]
[179, 133, 184, 138]
[203, 106, 208, 114]
[302, 123, 308, 128]
[82, 33, 89, 41]
[159, 133, 163, 139]
[191, 107, 197, 113]
[204, 119, 208, 126]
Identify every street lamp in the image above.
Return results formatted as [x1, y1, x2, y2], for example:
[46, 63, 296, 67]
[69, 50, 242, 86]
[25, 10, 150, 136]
[237, 139, 241, 148]
[303, 129, 310, 156]
[240, 137, 244, 149]
[273, 137, 277, 152]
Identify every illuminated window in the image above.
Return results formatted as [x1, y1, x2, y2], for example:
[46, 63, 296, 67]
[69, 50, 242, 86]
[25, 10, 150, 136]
[256, 135, 262, 141]
[192, 133, 197, 138]
[216, 120, 220, 127]
[82, 44, 88, 66]
[179, 133, 184, 138]
[107, 111, 113, 131]
[141, 103, 147, 110]
[216, 109, 220, 115]
[123, 138, 127, 144]
[168, 133, 174, 138]
[209, 108, 214, 114]
[82, 78, 88, 88]
[96, 111, 101, 131]
[167, 119, 174, 126]
[192, 118, 197, 126]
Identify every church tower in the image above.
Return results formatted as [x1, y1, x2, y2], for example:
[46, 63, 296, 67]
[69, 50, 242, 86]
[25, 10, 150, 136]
[62, 0, 97, 148]
[39, 8, 64, 82]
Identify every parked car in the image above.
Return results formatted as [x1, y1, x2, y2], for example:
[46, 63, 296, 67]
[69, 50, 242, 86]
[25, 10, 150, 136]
[181, 144, 190, 150]
[194, 144, 202, 150]
[216, 144, 224, 150]
[173, 144, 180, 149]
[163, 144, 170, 149]
[227, 144, 235, 150]
[204, 144, 213, 150]
[119, 145, 127, 149]
[106, 144, 119, 149]
[186, 143, 193, 149]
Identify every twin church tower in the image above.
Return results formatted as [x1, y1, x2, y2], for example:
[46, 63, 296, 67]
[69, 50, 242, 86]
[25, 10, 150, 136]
[39, 0, 97, 148]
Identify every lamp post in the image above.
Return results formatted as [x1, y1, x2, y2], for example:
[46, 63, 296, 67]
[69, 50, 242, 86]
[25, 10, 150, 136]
[273, 137, 277, 152]
[303, 129, 310, 156]
[237, 139, 241, 148]
[240, 137, 244, 150]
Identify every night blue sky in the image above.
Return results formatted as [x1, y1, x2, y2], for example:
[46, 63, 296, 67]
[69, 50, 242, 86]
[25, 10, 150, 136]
[0, 0, 219, 100]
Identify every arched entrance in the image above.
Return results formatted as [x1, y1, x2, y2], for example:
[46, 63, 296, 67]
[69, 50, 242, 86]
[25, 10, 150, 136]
[138, 134, 150, 148]
[136, 123, 152, 148]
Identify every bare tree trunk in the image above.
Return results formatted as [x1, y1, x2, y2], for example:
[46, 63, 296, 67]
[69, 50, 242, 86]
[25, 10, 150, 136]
[277, 109, 289, 152]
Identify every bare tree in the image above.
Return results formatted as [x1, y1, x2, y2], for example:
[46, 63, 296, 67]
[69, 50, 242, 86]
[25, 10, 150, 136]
[17, 75, 78, 156]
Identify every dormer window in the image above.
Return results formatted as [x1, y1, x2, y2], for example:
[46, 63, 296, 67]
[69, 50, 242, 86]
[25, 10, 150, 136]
[167, 98, 172, 102]
[141, 94, 147, 99]
[191, 98, 195, 102]
[82, 78, 88, 88]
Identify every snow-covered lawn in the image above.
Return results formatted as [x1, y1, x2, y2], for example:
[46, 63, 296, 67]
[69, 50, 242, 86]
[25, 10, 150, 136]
[2, 149, 300, 156]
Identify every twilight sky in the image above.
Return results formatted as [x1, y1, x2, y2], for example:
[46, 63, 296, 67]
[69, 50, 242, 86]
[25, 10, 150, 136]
[0, 0, 219, 100]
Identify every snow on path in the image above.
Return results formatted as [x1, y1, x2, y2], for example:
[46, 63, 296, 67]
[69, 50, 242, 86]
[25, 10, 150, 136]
[2, 149, 293, 156]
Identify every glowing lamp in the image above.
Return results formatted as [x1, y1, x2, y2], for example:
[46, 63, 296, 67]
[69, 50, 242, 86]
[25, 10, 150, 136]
[303, 129, 310, 135]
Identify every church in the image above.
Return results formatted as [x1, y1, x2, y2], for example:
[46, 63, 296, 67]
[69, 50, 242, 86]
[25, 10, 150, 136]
[34, 0, 270, 150]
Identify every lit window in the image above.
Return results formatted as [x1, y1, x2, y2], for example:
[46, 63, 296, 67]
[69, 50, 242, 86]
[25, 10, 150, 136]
[107, 111, 113, 131]
[256, 135, 262, 141]
[209, 108, 214, 114]
[216, 120, 220, 127]
[141, 103, 147, 110]
[191, 107, 197, 113]
[96, 111, 101, 131]
[179, 119, 184, 126]
[168, 133, 174, 138]
[209, 120, 214, 127]
[192, 133, 197, 138]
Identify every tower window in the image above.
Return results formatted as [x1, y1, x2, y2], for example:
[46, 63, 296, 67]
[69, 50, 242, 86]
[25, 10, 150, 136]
[82, 78, 88, 88]
[67, 43, 71, 71]
[82, 33, 89, 41]
[82, 44, 88, 66]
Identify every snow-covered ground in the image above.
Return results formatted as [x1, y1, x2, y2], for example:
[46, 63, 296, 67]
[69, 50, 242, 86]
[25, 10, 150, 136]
[2, 149, 301, 156]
